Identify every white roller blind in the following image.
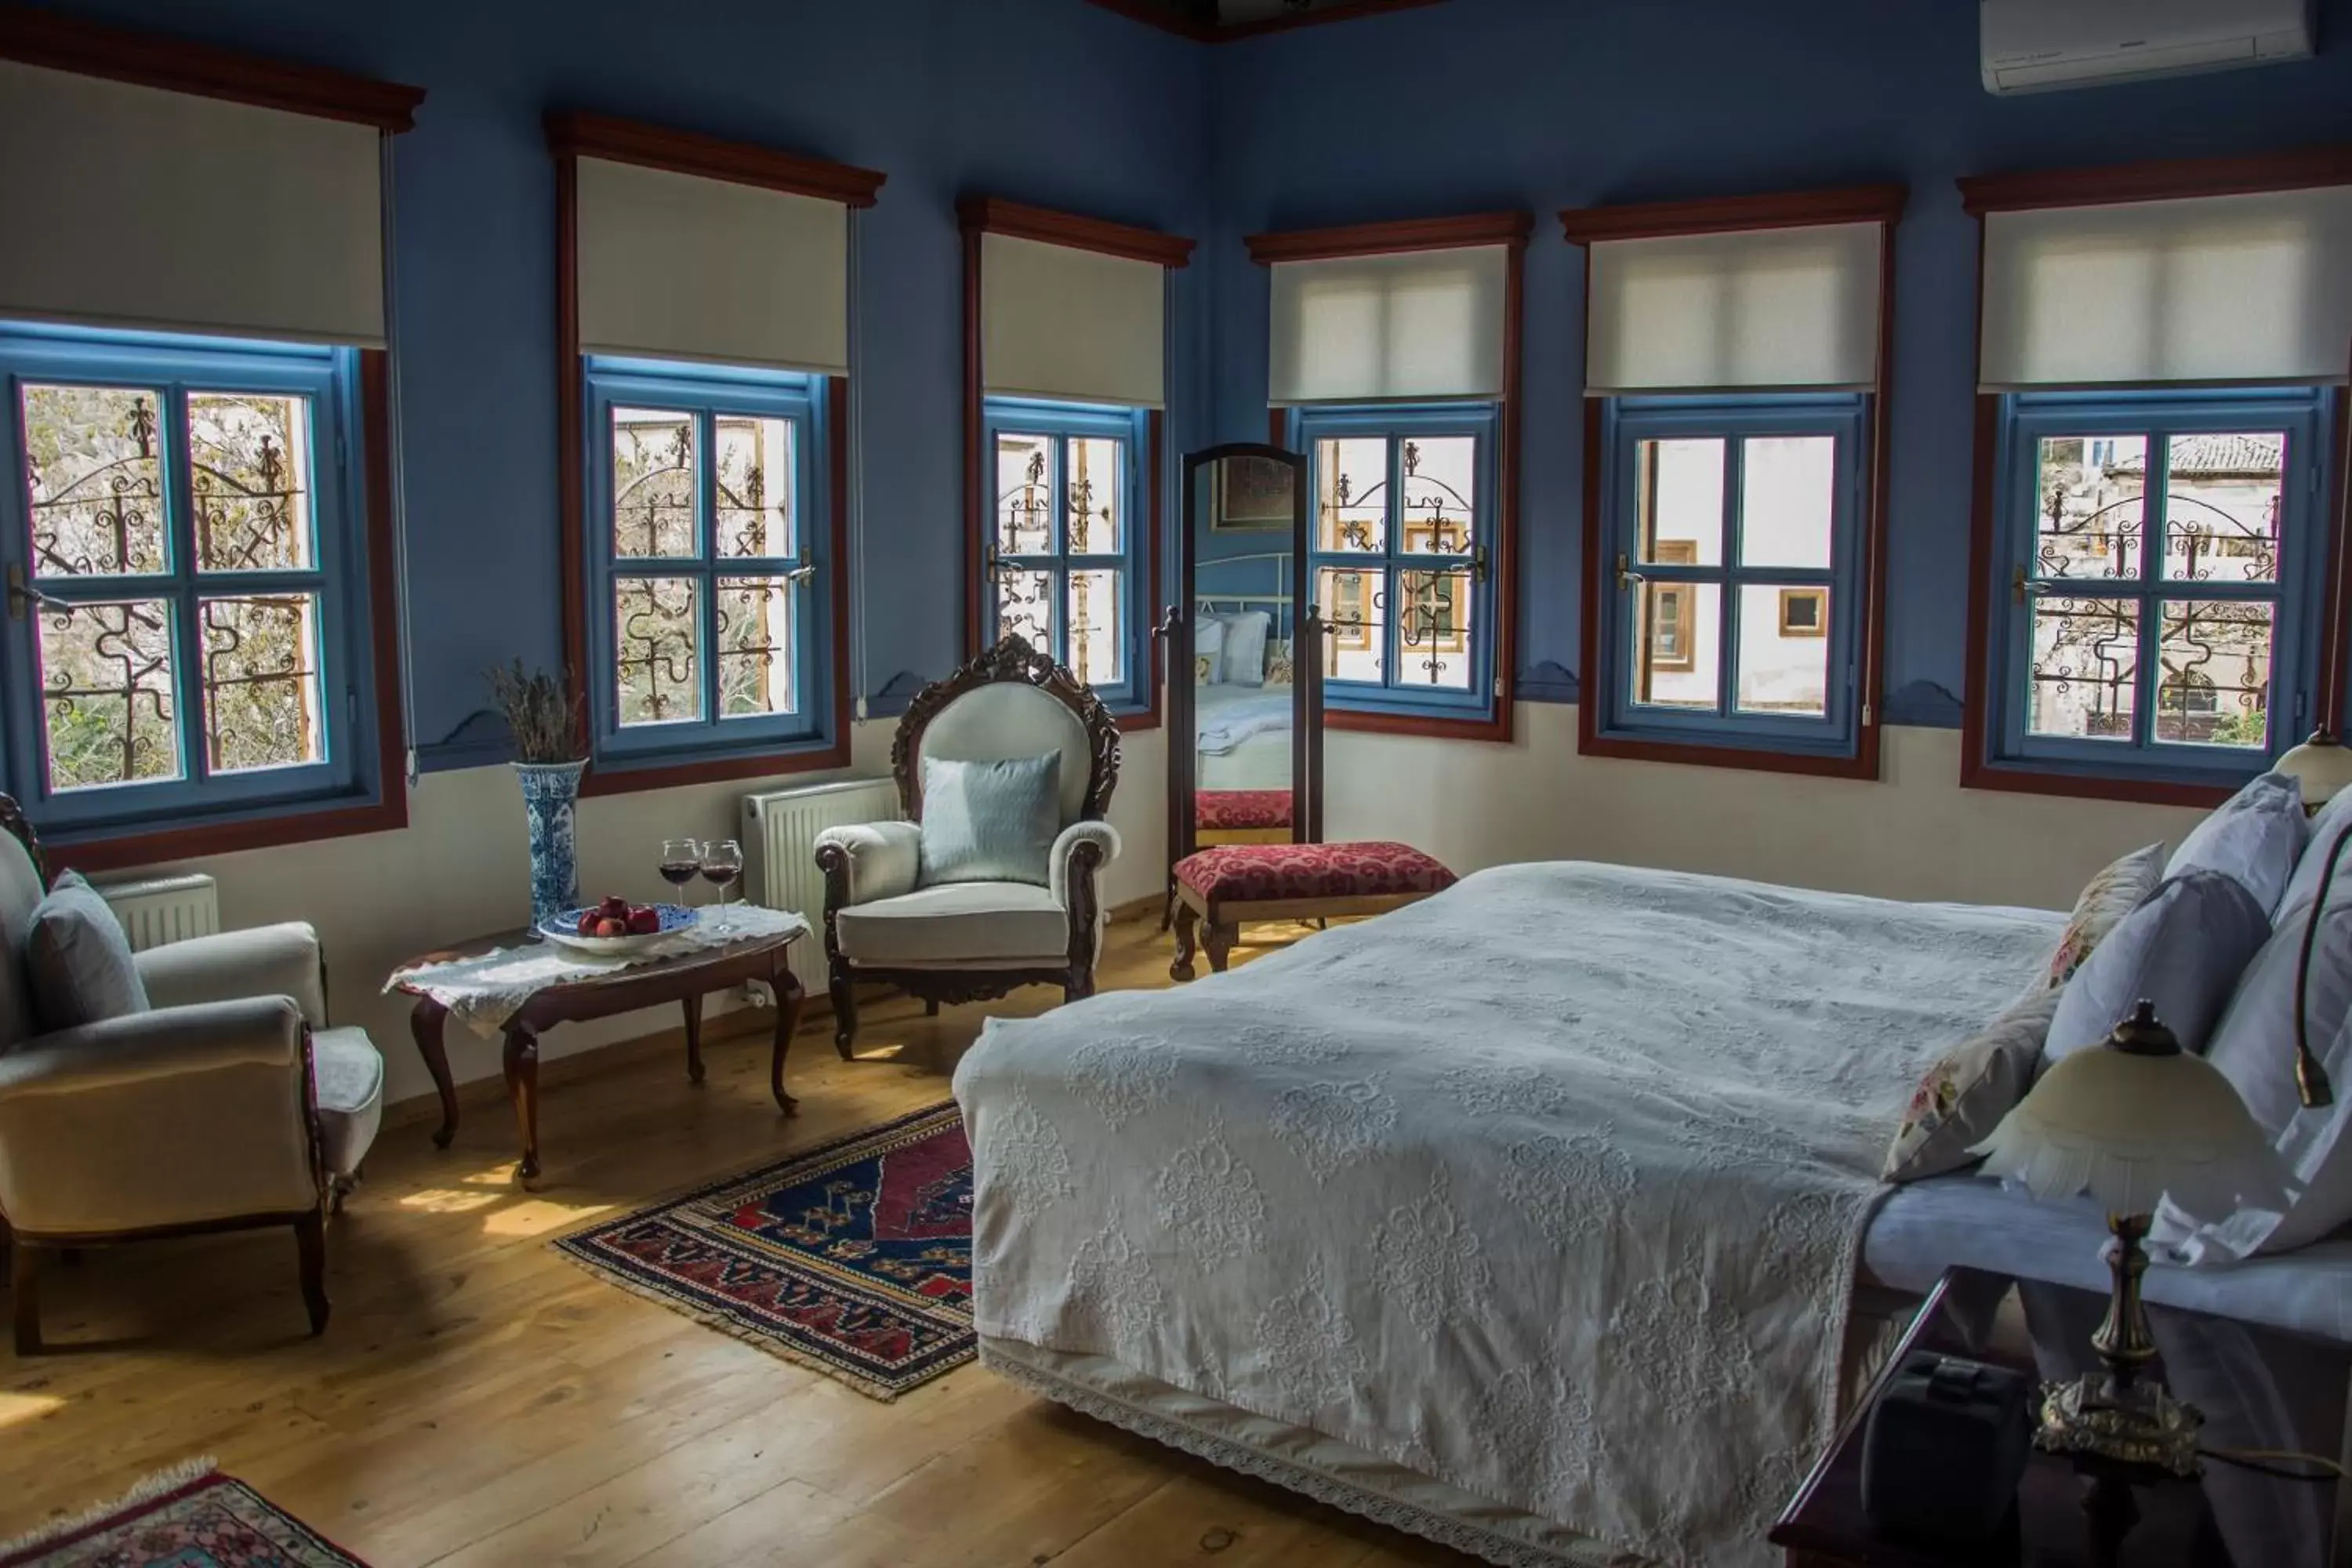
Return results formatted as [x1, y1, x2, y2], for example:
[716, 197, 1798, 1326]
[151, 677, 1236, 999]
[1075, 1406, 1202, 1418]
[981, 232, 1165, 408]
[1268, 245, 1508, 405]
[0, 61, 386, 345]
[1585, 222, 1882, 394]
[1979, 187, 2352, 390]
[576, 156, 848, 374]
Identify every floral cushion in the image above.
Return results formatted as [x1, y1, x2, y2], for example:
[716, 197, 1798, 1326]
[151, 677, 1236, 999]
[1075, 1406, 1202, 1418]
[2042, 842, 2166, 988]
[1196, 789, 1293, 831]
[1882, 989, 2060, 1183]
[1174, 841, 1457, 906]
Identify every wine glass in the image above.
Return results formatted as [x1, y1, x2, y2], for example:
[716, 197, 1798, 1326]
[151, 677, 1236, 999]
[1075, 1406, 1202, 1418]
[699, 838, 744, 931]
[659, 838, 701, 909]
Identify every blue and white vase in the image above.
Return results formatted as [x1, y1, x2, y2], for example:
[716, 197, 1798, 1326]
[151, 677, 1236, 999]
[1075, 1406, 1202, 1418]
[514, 760, 587, 928]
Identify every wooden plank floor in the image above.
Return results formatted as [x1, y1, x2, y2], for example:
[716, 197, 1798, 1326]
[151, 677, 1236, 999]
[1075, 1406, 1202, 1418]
[0, 916, 1475, 1566]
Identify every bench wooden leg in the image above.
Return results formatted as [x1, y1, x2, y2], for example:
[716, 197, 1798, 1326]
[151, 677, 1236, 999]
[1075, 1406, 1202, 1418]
[1204, 920, 1237, 974]
[1171, 902, 1198, 982]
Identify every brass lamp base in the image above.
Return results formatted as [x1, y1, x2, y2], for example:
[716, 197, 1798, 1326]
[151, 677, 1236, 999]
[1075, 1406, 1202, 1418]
[2034, 1374, 2203, 1477]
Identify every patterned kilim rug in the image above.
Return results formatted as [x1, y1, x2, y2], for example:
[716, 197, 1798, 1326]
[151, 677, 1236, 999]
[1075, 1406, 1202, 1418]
[0, 1461, 368, 1567]
[555, 1101, 973, 1399]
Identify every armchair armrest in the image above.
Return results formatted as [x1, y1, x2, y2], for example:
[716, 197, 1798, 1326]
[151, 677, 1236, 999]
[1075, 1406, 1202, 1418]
[0, 997, 320, 1235]
[135, 921, 326, 1027]
[813, 821, 922, 908]
[1051, 820, 1121, 912]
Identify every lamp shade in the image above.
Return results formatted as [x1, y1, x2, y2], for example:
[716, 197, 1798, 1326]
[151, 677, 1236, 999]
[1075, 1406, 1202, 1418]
[2278, 732, 2352, 812]
[1973, 1004, 2288, 1221]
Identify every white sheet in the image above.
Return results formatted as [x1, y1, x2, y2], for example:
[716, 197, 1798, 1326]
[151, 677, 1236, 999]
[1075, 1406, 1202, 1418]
[956, 861, 2060, 1567]
[1196, 684, 1292, 755]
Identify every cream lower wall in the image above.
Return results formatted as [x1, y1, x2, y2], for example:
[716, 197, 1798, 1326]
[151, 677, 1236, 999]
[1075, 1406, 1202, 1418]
[141, 720, 1167, 1109]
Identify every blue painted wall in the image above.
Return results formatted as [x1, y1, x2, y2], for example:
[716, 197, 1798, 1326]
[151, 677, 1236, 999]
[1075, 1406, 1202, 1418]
[22, 0, 1210, 767]
[1202, 0, 2352, 720]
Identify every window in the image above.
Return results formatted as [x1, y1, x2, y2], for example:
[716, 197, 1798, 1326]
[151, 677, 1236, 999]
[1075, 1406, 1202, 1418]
[983, 399, 1150, 711]
[1980, 390, 2331, 785]
[1593, 397, 1867, 755]
[583, 358, 834, 768]
[0, 325, 383, 837]
[1298, 404, 1498, 720]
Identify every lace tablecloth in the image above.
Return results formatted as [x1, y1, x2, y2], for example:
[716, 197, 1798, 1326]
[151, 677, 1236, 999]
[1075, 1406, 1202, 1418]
[385, 905, 809, 1036]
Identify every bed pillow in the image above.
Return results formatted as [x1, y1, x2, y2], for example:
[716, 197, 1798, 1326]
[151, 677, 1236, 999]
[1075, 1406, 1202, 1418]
[2279, 782, 2352, 921]
[2042, 842, 2168, 989]
[25, 870, 148, 1031]
[916, 752, 1062, 888]
[1192, 617, 1227, 685]
[1882, 988, 2061, 1184]
[1220, 610, 1271, 687]
[2165, 770, 2305, 915]
[2044, 870, 2270, 1066]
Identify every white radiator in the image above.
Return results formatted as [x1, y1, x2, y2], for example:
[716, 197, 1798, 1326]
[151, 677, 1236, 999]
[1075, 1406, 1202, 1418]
[95, 872, 220, 952]
[744, 777, 902, 999]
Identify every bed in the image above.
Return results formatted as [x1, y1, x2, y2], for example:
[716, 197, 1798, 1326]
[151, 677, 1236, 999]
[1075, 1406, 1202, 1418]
[953, 860, 2069, 1568]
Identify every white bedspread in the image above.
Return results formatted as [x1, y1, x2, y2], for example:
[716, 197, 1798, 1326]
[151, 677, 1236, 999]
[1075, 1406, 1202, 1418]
[1195, 686, 1292, 755]
[954, 861, 2060, 1567]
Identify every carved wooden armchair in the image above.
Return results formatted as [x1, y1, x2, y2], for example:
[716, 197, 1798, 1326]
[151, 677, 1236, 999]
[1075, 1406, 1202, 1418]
[814, 635, 1121, 1054]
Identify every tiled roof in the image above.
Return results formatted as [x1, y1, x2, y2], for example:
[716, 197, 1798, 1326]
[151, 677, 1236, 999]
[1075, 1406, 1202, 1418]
[2109, 434, 2284, 478]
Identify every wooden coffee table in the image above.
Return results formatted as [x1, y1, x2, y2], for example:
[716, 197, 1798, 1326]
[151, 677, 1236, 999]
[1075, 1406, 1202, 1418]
[394, 925, 805, 1182]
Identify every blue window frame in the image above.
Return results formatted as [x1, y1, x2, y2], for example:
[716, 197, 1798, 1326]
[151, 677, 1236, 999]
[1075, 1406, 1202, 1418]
[1980, 388, 2333, 788]
[983, 399, 1150, 712]
[0, 324, 381, 837]
[583, 357, 835, 769]
[1296, 403, 1498, 722]
[1593, 395, 1867, 757]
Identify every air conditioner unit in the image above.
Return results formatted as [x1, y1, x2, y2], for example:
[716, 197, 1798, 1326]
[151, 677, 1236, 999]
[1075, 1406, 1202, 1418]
[1982, 0, 2315, 95]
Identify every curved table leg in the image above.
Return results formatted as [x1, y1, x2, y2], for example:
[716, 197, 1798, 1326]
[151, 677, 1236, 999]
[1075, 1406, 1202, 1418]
[503, 1022, 542, 1184]
[682, 993, 705, 1085]
[771, 957, 805, 1116]
[409, 998, 459, 1149]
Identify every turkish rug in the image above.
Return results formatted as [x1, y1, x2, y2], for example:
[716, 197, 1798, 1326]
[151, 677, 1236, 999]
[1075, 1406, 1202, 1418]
[0, 1461, 368, 1567]
[555, 1100, 974, 1399]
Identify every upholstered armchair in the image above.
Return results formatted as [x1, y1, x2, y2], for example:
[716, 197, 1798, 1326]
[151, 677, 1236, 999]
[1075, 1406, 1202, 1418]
[815, 634, 1122, 1054]
[0, 797, 383, 1353]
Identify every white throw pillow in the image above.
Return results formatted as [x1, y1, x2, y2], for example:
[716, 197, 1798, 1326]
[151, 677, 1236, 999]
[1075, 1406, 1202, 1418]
[2278, 782, 2352, 921]
[2044, 870, 2270, 1066]
[1220, 610, 1271, 687]
[2166, 770, 2306, 916]
[1192, 616, 1227, 684]
[2040, 843, 2168, 990]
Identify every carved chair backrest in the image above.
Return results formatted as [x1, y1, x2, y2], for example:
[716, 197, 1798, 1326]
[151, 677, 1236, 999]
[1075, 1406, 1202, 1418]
[891, 635, 1121, 826]
[0, 796, 47, 1051]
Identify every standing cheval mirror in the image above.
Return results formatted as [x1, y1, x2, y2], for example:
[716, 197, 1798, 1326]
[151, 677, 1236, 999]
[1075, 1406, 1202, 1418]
[1167, 444, 1321, 884]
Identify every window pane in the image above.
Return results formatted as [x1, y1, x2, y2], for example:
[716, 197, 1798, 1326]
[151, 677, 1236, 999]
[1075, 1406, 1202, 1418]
[1737, 435, 1834, 570]
[1068, 568, 1124, 685]
[1735, 584, 1829, 717]
[1067, 437, 1124, 556]
[2156, 599, 2274, 750]
[2034, 436, 2144, 581]
[1633, 581, 1719, 710]
[1400, 436, 1475, 555]
[995, 567, 1056, 653]
[2027, 594, 2138, 742]
[716, 577, 795, 719]
[1317, 564, 1385, 683]
[2161, 434, 2285, 587]
[200, 593, 324, 773]
[614, 576, 702, 726]
[36, 599, 180, 789]
[1637, 437, 1724, 567]
[190, 391, 314, 573]
[21, 383, 166, 578]
[714, 414, 793, 560]
[996, 433, 1053, 556]
[1315, 437, 1386, 554]
[1397, 568, 1474, 689]
[612, 408, 697, 560]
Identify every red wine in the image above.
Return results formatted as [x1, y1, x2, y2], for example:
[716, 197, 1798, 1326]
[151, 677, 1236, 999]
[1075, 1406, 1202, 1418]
[658, 861, 699, 886]
[699, 865, 737, 887]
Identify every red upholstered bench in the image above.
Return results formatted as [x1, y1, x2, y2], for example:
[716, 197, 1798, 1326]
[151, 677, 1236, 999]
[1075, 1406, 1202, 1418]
[1194, 788, 1294, 847]
[1169, 841, 1457, 980]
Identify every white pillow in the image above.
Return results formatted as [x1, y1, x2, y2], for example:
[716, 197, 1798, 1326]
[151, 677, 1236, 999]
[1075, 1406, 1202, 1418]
[1220, 610, 1271, 687]
[2166, 770, 2306, 915]
[1192, 616, 1227, 684]
[2278, 782, 2352, 920]
[2044, 870, 2270, 1065]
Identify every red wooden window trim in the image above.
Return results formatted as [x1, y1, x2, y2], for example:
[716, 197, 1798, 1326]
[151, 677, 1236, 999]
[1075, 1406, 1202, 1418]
[0, 4, 426, 130]
[1253, 212, 1528, 743]
[1957, 148, 2352, 804]
[960, 197, 1189, 731]
[550, 115, 870, 799]
[49, 350, 412, 873]
[1567, 186, 1904, 780]
[1079, 0, 1446, 42]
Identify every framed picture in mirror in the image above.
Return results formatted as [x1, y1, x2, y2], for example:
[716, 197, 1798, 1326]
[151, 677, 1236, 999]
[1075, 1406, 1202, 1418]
[1214, 454, 1295, 532]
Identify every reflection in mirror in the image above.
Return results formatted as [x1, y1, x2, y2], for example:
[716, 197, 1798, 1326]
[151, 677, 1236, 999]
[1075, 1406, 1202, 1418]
[1193, 453, 1296, 847]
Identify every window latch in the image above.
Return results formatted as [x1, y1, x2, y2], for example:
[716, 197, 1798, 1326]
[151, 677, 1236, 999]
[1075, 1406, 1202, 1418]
[5, 564, 67, 622]
[1615, 553, 1643, 591]
[782, 554, 816, 585]
[1472, 544, 1489, 584]
[2011, 565, 2027, 606]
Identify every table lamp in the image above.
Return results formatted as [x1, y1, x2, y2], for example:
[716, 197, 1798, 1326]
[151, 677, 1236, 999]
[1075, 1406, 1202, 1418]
[1971, 1002, 2290, 1475]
